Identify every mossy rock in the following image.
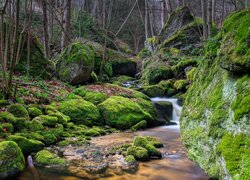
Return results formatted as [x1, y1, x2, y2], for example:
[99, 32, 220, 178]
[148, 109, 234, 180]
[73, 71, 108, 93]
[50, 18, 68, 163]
[0, 112, 16, 124]
[133, 136, 162, 158]
[7, 104, 30, 120]
[7, 135, 45, 155]
[98, 96, 155, 130]
[28, 120, 45, 131]
[130, 120, 147, 132]
[0, 99, 10, 107]
[174, 79, 189, 91]
[141, 85, 165, 97]
[84, 129, 101, 137]
[28, 107, 43, 118]
[34, 115, 58, 127]
[56, 41, 95, 85]
[219, 8, 250, 73]
[127, 146, 149, 161]
[84, 91, 108, 105]
[46, 111, 70, 127]
[13, 118, 29, 131]
[1, 123, 14, 134]
[41, 133, 58, 146]
[125, 155, 137, 165]
[35, 150, 65, 166]
[0, 141, 25, 179]
[57, 98, 102, 126]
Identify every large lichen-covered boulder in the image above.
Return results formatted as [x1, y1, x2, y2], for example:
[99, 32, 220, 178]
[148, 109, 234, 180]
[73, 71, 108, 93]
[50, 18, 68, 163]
[98, 96, 156, 130]
[80, 39, 137, 77]
[57, 98, 102, 126]
[0, 141, 25, 179]
[219, 8, 250, 73]
[180, 9, 250, 180]
[159, 7, 194, 42]
[56, 42, 95, 85]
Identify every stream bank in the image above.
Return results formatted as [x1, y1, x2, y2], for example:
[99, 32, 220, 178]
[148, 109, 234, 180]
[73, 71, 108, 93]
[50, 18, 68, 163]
[16, 98, 208, 180]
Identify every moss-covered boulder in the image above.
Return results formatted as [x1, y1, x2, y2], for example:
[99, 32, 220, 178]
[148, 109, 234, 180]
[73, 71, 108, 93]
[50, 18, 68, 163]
[0, 141, 25, 179]
[57, 98, 102, 126]
[219, 8, 250, 73]
[133, 136, 162, 158]
[180, 9, 250, 180]
[7, 135, 44, 155]
[141, 85, 165, 97]
[28, 107, 43, 118]
[28, 120, 45, 131]
[35, 150, 65, 166]
[7, 104, 30, 120]
[56, 42, 95, 85]
[34, 115, 58, 127]
[127, 146, 149, 161]
[159, 7, 194, 43]
[98, 96, 155, 130]
[0, 112, 16, 124]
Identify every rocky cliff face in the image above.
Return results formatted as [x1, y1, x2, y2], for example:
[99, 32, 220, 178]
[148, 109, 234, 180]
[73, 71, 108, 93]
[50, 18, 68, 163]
[180, 8, 250, 179]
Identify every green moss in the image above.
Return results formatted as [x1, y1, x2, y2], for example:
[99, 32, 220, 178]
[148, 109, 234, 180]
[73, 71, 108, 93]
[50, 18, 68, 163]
[133, 136, 162, 158]
[35, 150, 65, 166]
[127, 146, 149, 161]
[0, 112, 16, 123]
[130, 120, 147, 132]
[219, 8, 250, 73]
[186, 67, 197, 81]
[46, 111, 70, 127]
[217, 133, 250, 178]
[98, 96, 154, 130]
[84, 129, 101, 137]
[28, 107, 42, 118]
[0, 99, 10, 107]
[57, 140, 70, 147]
[141, 85, 165, 97]
[28, 120, 45, 131]
[29, 132, 44, 141]
[174, 80, 189, 91]
[34, 115, 58, 127]
[57, 98, 102, 126]
[90, 71, 98, 83]
[125, 155, 136, 164]
[0, 141, 25, 179]
[13, 118, 28, 131]
[145, 136, 163, 148]
[7, 135, 44, 155]
[83, 91, 108, 105]
[171, 59, 197, 76]
[41, 133, 58, 146]
[137, 48, 151, 59]
[1, 123, 14, 134]
[7, 104, 30, 120]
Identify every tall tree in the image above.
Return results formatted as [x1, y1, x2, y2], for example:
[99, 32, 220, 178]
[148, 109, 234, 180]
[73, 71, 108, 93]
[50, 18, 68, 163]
[61, 0, 71, 50]
[201, 0, 208, 40]
[42, 0, 50, 58]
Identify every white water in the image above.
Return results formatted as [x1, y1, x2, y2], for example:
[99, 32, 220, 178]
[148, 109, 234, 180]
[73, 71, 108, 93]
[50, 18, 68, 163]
[151, 97, 182, 129]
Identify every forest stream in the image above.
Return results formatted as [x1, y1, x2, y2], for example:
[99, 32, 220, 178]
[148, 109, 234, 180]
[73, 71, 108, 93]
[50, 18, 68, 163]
[16, 98, 209, 180]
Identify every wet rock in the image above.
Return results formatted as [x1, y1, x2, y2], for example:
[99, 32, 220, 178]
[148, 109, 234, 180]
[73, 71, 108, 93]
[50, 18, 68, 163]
[154, 101, 173, 122]
[0, 141, 25, 179]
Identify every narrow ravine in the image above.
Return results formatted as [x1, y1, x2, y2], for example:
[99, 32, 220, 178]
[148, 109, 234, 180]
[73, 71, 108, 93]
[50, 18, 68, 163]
[17, 98, 209, 180]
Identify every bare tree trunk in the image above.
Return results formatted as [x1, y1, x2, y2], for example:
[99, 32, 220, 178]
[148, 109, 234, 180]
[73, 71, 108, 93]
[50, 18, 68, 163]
[201, 0, 208, 40]
[166, 0, 172, 13]
[61, 0, 71, 50]
[207, 0, 212, 37]
[42, 0, 50, 58]
[145, 0, 148, 39]
[220, 0, 226, 27]
[212, 0, 216, 23]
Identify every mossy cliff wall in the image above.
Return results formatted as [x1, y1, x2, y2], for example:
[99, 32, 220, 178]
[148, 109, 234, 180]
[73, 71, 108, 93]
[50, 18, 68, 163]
[180, 9, 250, 179]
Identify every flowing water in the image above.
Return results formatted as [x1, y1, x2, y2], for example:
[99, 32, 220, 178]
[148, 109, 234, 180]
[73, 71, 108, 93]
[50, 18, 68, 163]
[17, 98, 209, 180]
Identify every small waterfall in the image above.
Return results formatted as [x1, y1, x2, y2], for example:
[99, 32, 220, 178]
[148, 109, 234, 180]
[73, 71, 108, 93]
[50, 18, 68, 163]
[151, 97, 182, 127]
